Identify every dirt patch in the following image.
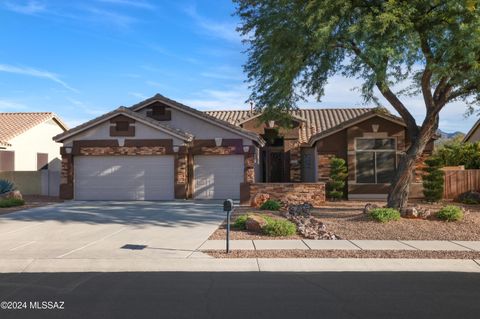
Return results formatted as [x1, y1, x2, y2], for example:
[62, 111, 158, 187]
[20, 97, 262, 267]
[0, 195, 63, 216]
[209, 208, 302, 240]
[204, 249, 480, 259]
[314, 200, 480, 241]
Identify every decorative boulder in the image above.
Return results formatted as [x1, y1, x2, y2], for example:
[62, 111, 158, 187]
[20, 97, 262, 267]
[417, 207, 431, 219]
[400, 207, 419, 218]
[245, 215, 267, 233]
[251, 193, 270, 208]
[363, 203, 378, 214]
[0, 190, 22, 200]
[456, 191, 480, 204]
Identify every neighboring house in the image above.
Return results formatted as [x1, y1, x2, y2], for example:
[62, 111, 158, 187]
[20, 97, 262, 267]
[0, 112, 68, 172]
[463, 119, 480, 143]
[53, 94, 433, 201]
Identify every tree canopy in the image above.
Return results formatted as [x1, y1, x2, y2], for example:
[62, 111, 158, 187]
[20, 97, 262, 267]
[235, 0, 480, 134]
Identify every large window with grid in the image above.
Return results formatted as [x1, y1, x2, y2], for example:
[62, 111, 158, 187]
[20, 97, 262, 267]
[355, 138, 396, 183]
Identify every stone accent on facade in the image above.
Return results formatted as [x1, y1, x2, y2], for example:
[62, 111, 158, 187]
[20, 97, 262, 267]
[79, 146, 167, 156]
[317, 153, 336, 182]
[59, 152, 74, 199]
[244, 152, 255, 183]
[197, 146, 237, 155]
[243, 183, 326, 207]
[289, 146, 302, 182]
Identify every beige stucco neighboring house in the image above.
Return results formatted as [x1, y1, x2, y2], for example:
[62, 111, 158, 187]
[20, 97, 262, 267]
[0, 112, 68, 172]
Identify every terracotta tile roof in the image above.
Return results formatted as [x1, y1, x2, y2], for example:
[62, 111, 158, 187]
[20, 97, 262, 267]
[53, 107, 194, 142]
[205, 108, 374, 143]
[0, 112, 68, 145]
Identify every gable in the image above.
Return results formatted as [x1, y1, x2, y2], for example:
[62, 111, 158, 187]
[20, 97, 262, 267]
[135, 101, 259, 144]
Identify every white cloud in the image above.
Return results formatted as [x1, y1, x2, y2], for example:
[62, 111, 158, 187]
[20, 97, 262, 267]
[182, 85, 250, 110]
[66, 98, 107, 116]
[183, 5, 240, 43]
[128, 92, 148, 100]
[97, 0, 156, 10]
[85, 7, 137, 29]
[0, 64, 78, 93]
[4, 0, 46, 15]
[0, 99, 29, 111]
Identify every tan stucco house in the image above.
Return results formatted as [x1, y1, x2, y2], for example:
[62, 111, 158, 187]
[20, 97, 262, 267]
[463, 119, 480, 143]
[0, 112, 68, 172]
[53, 94, 432, 203]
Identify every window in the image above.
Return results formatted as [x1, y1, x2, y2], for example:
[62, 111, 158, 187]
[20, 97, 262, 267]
[356, 138, 396, 183]
[116, 121, 129, 131]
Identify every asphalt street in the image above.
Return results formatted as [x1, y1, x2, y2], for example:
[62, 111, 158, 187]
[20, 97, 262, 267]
[0, 271, 479, 319]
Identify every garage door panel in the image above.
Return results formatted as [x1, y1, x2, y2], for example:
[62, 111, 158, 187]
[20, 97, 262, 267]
[194, 155, 244, 200]
[74, 156, 174, 200]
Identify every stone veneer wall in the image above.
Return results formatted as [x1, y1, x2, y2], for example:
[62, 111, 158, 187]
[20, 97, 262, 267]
[317, 154, 337, 182]
[245, 183, 325, 207]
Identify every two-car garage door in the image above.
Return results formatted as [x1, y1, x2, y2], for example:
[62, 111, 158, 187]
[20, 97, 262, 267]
[74, 156, 174, 200]
[74, 155, 244, 200]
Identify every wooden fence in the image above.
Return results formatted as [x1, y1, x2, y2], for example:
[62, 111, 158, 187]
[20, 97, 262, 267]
[443, 169, 480, 199]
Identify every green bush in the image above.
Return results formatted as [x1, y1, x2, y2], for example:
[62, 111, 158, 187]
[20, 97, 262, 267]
[369, 208, 401, 223]
[437, 205, 463, 221]
[327, 157, 348, 200]
[422, 157, 444, 202]
[260, 199, 282, 211]
[0, 179, 15, 195]
[262, 218, 297, 236]
[233, 214, 248, 229]
[0, 198, 25, 208]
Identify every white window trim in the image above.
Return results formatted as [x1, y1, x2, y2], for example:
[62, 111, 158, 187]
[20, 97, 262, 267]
[354, 137, 397, 184]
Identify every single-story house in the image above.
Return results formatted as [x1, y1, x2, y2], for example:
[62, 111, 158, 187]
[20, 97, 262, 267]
[463, 119, 480, 143]
[0, 112, 68, 172]
[53, 94, 433, 203]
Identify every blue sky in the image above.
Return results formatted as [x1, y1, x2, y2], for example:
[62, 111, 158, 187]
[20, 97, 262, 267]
[0, 0, 476, 133]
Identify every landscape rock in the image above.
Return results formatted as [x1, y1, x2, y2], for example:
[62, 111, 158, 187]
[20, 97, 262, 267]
[288, 203, 313, 217]
[245, 215, 267, 233]
[284, 211, 340, 240]
[401, 207, 419, 218]
[363, 203, 378, 214]
[250, 193, 270, 208]
[456, 191, 480, 204]
[0, 190, 22, 200]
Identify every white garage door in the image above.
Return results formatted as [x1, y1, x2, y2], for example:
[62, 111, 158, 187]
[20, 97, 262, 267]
[194, 155, 244, 200]
[74, 156, 174, 200]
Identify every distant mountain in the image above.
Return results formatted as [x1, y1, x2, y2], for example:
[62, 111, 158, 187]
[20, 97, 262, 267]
[437, 129, 464, 140]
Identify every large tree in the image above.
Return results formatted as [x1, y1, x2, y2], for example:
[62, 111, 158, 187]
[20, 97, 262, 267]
[234, 0, 480, 209]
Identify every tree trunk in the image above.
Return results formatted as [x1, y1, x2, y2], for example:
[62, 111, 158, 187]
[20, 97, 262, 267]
[387, 120, 437, 209]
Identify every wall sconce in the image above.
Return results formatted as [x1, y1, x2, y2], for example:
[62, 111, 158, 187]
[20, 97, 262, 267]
[372, 124, 379, 132]
[215, 137, 223, 147]
[64, 146, 72, 154]
[173, 146, 180, 153]
[118, 138, 125, 147]
[243, 145, 250, 153]
[267, 120, 275, 128]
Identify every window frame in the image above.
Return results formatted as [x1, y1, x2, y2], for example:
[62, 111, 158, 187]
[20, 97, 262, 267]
[355, 137, 397, 184]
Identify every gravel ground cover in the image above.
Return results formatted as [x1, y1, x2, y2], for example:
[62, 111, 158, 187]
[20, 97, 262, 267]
[209, 200, 480, 241]
[204, 249, 480, 259]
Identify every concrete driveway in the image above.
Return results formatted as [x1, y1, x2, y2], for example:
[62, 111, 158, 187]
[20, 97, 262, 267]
[0, 201, 225, 260]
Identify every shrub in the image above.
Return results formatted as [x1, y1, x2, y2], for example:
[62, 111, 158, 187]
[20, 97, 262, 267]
[260, 199, 281, 211]
[422, 157, 444, 202]
[262, 218, 297, 236]
[0, 179, 15, 195]
[233, 214, 248, 229]
[327, 157, 348, 200]
[369, 208, 401, 223]
[456, 191, 480, 205]
[437, 205, 463, 221]
[0, 198, 25, 208]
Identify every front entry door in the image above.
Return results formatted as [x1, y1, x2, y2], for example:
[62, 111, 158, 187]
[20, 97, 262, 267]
[262, 148, 290, 182]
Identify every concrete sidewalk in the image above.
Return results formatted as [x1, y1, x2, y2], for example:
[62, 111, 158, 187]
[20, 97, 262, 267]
[1, 257, 480, 273]
[199, 239, 480, 251]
